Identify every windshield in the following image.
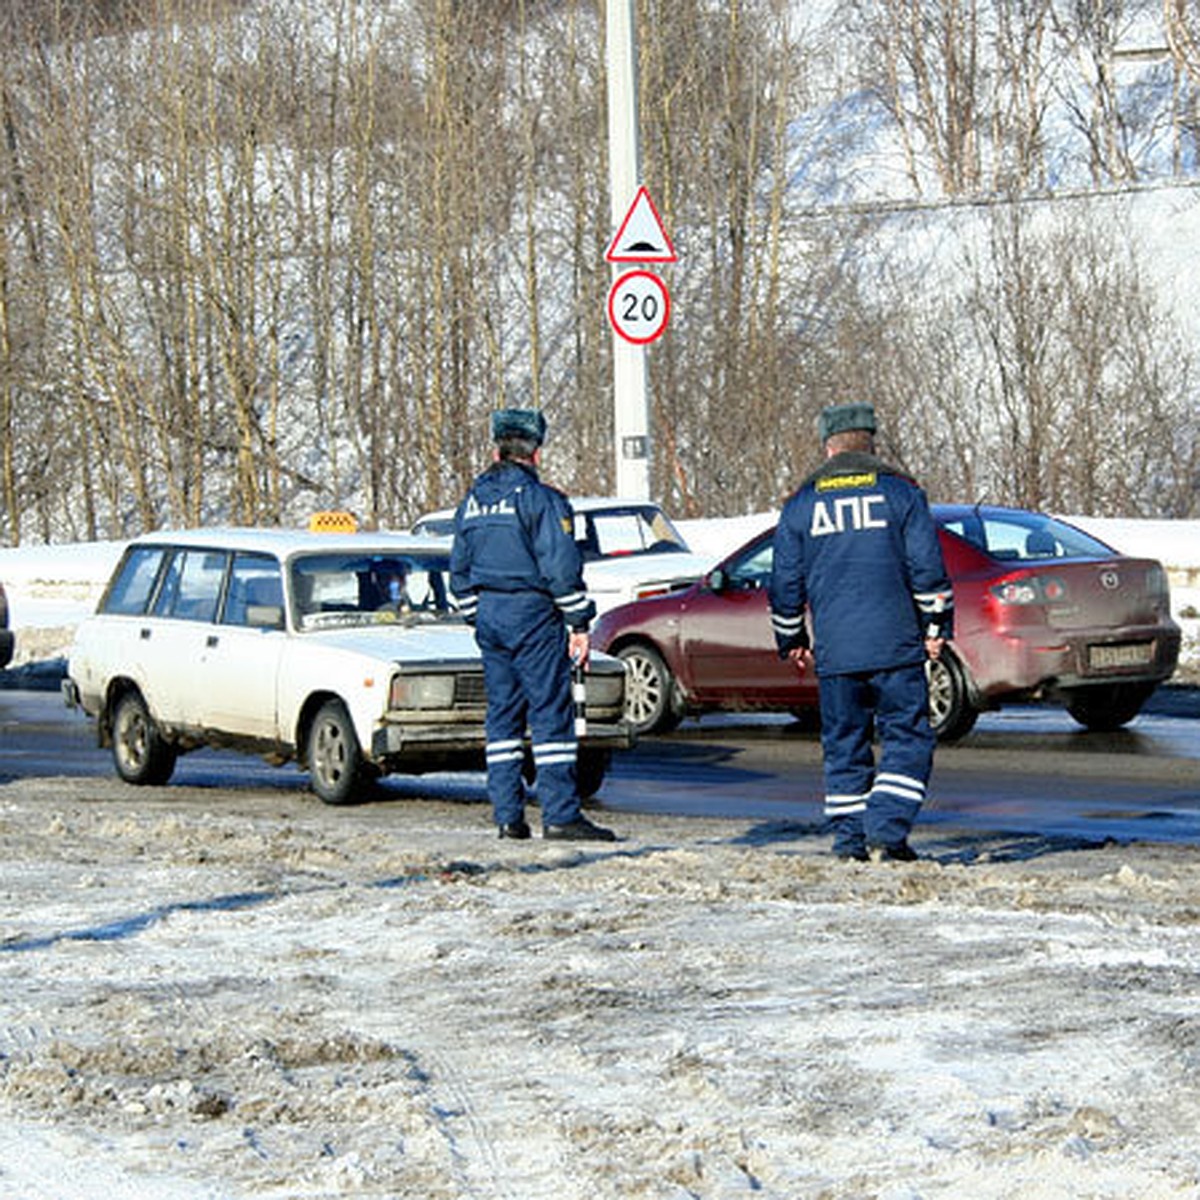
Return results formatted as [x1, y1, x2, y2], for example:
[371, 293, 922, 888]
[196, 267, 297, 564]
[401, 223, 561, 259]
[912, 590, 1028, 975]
[577, 505, 689, 561]
[936, 509, 1115, 562]
[290, 551, 461, 630]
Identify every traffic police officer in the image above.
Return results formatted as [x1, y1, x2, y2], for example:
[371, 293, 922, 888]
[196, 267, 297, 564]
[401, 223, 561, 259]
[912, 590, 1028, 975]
[450, 408, 617, 842]
[768, 403, 953, 862]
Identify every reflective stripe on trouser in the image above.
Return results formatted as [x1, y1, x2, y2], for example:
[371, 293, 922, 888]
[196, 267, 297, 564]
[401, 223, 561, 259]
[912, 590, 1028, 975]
[819, 662, 935, 850]
[475, 591, 581, 828]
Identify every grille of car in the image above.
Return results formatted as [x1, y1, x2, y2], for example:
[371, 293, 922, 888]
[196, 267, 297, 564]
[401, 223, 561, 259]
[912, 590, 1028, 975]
[454, 674, 489, 706]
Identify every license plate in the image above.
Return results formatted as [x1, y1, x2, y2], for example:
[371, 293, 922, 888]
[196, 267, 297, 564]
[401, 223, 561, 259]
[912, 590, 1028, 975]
[1088, 642, 1154, 670]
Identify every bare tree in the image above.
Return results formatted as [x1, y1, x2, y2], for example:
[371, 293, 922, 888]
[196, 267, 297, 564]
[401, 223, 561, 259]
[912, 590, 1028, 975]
[1050, 0, 1155, 184]
[0, 0, 1197, 548]
[848, 0, 986, 195]
[888, 198, 1195, 514]
[1165, 0, 1200, 171]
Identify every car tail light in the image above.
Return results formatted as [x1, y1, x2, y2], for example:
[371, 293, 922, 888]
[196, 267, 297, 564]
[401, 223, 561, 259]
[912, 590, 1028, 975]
[1146, 564, 1170, 603]
[989, 573, 1067, 605]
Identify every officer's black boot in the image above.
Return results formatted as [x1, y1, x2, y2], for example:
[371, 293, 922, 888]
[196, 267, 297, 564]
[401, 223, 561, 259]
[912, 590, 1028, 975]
[543, 815, 617, 842]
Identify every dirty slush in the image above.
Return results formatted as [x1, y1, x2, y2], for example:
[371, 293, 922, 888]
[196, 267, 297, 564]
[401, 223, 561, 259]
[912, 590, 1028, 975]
[2, 775, 1200, 1199]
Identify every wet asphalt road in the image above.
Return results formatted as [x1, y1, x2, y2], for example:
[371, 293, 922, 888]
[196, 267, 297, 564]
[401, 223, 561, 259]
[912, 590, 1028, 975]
[2, 684, 1198, 848]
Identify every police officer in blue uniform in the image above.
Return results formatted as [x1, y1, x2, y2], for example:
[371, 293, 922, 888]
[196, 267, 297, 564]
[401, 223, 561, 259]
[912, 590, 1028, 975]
[451, 408, 617, 842]
[768, 403, 953, 862]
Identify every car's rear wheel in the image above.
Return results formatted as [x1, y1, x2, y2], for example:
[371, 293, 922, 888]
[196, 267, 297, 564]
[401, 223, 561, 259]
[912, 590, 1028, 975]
[927, 650, 978, 742]
[308, 699, 369, 805]
[111, 690, 177, 785]
[616, 642, 682, 734]
[1063, 681, 1156, 731]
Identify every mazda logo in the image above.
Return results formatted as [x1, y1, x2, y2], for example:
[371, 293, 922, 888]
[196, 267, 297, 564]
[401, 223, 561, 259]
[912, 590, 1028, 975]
[1100, 570, 1120, 590]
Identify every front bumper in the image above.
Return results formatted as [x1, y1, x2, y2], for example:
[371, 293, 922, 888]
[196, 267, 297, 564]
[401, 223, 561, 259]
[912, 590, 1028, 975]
[370, 718, 634, 771]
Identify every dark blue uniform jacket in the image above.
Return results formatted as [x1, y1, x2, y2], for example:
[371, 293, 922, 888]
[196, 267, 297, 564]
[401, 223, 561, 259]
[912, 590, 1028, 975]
[768, 451, 953, 676]
[449, 461, 595, 630]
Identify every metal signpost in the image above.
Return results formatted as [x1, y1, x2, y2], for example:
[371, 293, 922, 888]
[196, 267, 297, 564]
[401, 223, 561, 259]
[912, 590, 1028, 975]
[605, 0, 676, 500]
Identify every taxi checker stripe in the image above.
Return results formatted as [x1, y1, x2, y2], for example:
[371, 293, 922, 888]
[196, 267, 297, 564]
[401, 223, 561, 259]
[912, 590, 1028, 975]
[873, 773, 926, 802]
[824, 792, 868, 815]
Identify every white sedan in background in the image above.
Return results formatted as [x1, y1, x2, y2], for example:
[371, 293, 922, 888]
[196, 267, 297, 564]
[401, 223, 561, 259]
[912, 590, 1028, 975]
[413, 496, 716, 615]
[64, 523, 631, 805]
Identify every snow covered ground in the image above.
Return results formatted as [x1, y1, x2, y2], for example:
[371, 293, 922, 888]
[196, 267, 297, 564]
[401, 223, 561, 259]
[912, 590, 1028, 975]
[2, 776, 1200, 1199]
[1, 516, 1199, 1199]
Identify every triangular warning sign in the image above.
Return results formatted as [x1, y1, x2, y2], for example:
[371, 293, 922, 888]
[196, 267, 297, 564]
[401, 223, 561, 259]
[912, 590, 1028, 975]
[606, 185, 677, 263]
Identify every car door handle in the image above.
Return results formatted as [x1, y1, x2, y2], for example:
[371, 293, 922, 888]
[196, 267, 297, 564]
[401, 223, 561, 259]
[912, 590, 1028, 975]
[206, 635, 219, 648]
[140, 627, 152, 640]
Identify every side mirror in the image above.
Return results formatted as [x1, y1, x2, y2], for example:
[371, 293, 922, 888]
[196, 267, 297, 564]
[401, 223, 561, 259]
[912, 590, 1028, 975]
[708, 567, 727, 592]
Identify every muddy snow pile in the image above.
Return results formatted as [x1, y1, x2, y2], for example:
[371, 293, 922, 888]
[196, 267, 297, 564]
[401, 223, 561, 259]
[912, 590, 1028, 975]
[2, 777, 1199, 1199]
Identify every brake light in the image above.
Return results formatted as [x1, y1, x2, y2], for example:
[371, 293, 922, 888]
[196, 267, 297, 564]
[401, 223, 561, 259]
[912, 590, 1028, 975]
[1146, 564, 1170, 602]
[989, 573, 1067, 605]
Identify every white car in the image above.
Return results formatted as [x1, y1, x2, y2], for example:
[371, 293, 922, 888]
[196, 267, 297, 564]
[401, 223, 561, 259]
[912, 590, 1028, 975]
[63, 525, 631, 804]
[413, 496, 716, 615]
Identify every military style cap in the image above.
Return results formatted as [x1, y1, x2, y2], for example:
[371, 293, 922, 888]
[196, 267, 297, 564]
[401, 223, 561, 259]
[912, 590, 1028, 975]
[818, 402, 876, 443]
[491, 407, 547, 446]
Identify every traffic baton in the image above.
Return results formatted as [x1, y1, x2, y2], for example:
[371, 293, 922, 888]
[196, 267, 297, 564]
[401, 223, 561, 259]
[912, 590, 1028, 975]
[572, 661, 588, 738]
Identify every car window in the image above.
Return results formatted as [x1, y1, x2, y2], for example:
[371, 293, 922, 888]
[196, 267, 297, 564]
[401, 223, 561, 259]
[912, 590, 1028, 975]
[290, 551, 457, 629]
[942, 513, 1114, 562]
[101, 546, 168, 615]
[936, 508, 1113, 559]
[153, 548, 227, 622]
[221, 553, 284, 628]
[582, 507, 687, 558]
[725, 539, 774, 589]
[412, 515, 455, 537]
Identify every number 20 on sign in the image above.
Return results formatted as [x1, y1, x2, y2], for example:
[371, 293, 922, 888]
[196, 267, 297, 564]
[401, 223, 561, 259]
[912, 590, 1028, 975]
[607, 269, 670, 345]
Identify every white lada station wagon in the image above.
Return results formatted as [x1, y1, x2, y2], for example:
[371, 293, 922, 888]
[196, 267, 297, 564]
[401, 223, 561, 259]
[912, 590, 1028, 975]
[64, 519, 631, 805]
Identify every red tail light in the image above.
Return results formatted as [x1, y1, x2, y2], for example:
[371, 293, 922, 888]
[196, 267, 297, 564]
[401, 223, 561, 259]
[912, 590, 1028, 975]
[989, 573, 1067, 605]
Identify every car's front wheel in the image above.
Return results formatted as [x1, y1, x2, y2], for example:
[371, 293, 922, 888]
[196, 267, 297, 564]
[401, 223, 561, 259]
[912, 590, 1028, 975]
[308, 699, 369, 805]
[616, 642, 682, 734]
[1063, 681, 1156, 731]
[927, 650, 978, 742]
[111, 690, 178, 785]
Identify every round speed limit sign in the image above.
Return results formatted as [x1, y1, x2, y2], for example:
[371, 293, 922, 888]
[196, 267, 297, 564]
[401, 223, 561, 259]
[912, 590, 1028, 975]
[607, 269, 671, 345]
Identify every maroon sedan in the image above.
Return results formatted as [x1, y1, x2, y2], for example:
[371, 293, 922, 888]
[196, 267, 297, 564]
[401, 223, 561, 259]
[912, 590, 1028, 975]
[591, 505, 1181, 741]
